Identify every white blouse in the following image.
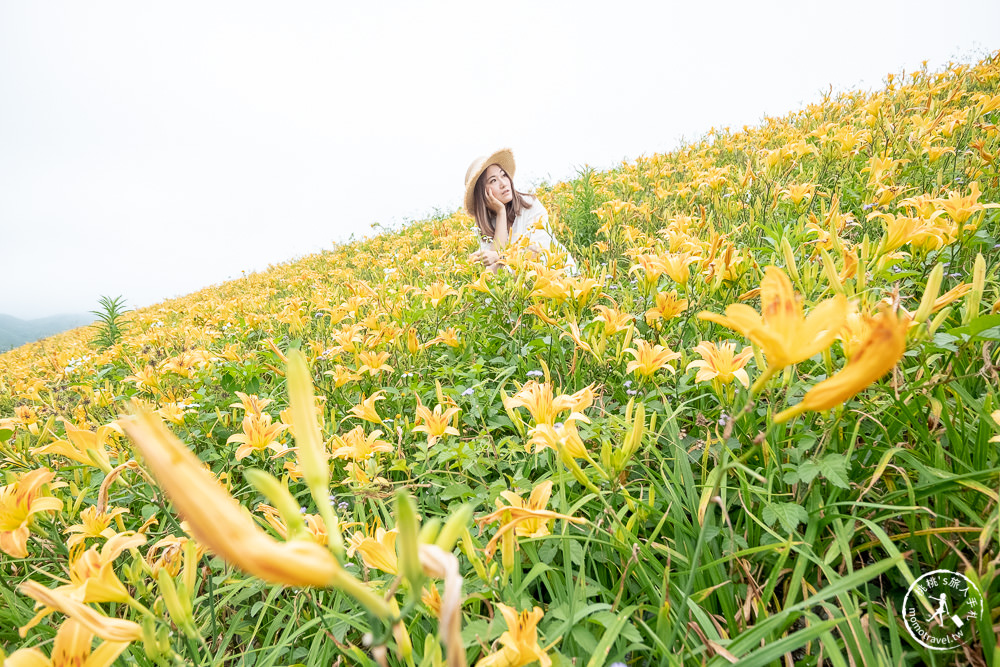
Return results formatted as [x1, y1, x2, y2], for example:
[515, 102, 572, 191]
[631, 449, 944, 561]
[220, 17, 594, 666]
[479, 197, 579, 274]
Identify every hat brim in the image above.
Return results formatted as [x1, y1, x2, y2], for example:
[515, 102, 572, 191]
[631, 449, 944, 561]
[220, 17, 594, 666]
[464, 148, 516, 216]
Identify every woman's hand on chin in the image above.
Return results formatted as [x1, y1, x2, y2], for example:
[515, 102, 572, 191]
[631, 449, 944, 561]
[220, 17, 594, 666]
[485, 189, 506, 214]
[470, 248, 500, 268]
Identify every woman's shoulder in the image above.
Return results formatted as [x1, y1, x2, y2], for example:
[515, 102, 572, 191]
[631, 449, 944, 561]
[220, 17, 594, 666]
[519, 193, 547, 216]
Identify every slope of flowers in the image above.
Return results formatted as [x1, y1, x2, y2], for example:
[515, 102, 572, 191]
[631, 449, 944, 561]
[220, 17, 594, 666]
[1, 53, 999, 665]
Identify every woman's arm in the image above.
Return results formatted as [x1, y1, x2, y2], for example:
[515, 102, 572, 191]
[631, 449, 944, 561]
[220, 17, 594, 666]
[486, 189, 509, 250]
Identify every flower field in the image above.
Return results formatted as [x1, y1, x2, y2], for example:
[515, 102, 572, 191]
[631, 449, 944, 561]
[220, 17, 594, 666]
[2, 52, 1000, 666]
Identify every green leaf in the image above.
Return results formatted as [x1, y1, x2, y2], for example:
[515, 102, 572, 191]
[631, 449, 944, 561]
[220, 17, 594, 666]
[817, 453, 851, 489]
[441, 483, 473, 501]
[762, 502, 809, 534]
[947, 313, 1000, 339]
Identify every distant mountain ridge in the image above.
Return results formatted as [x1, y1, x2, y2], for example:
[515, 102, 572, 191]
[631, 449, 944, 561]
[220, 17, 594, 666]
[0, 313, 95, 351]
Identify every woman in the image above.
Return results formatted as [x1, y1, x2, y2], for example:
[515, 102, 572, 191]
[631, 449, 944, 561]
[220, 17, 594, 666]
[465, 148, 578, 274]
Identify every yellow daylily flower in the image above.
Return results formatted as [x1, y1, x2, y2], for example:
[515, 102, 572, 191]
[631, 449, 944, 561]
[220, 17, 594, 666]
[0, 468, 64, 558]
[226, 412, 288, 461]
[422, 281, 460, 308]
[503, 381, 593, 427]
[324, 364, 361, 388]
[497, 481, 555, 538]
[426, 327, 461, 348]
[698, 266, 847, 388]
[775, 306, 909, 422]
[347, 391, 386, 424]
[229, 392, 274, 417]
[936, 181, 1000, 225]
[144, 534, 193, 578]
[592, 305, 633, 337]
[257, 504, 328, 546]
[330, 425, 393, 461]
[65, 505, 129, 548]
[20, 533, 148, 636]
[356, 350, 394, 377]
[475, 604, 553, 667]
[624, 339, 681, 378]
[686, 341, 754, 389]
[478, 495, 585, 560]
[526, 421, 590, 460]
[412, 399, 461, 447]
[644, 290, 688, 327]
[6, 619, 131, 667]
[346, 526, 399, 575]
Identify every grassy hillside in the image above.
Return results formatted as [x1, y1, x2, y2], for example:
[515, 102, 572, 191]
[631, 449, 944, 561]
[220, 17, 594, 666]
[1, 52, 999, 666]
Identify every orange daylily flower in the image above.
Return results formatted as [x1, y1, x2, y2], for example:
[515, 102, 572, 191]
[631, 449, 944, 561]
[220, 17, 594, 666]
[475, 603, 554, 667]
[122, 410, 340, 588]
[775, 306, 909, 422]
[698, 266, 847, 387]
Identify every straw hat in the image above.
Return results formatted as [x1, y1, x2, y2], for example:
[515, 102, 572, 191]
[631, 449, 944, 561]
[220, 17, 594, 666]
[464, 148, 516, 215]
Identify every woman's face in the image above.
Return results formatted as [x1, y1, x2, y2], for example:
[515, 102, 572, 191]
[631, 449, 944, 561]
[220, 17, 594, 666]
[483, 164, 513, 205]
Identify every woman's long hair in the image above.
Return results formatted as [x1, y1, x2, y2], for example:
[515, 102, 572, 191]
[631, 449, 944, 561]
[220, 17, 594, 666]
[471, 170, 534, 242]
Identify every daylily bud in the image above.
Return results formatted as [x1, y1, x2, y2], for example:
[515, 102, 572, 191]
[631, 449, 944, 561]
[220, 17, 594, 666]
[820, 250, 844, 294]
[929, 306, 952, 335]
[964, 253, 986, 325]
[395, 490, 424, 590]
[914, 263, 944, 324]
[157, 569, 198, 639]
[286, 349, 343, 558]
[780, 237, 801, 285]
[434, 504, 472, 553]
[419, 517, 442, 545]
[244, 469, 307, 540]
[858, 234, 870, 293]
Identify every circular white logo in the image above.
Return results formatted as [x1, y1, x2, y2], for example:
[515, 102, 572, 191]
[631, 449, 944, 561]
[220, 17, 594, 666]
[901, 569, 983, 651]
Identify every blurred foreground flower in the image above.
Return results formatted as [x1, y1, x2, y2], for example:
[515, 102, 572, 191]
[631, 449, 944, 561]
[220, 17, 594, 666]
[124, 410, 340, 587]
[774, 306, 909, 422]
[0, 467, 64, 558]
[6, 618, 131, 667]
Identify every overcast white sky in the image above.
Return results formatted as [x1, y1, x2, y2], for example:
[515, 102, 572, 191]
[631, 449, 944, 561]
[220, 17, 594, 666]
[2, 1, 998, 320]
